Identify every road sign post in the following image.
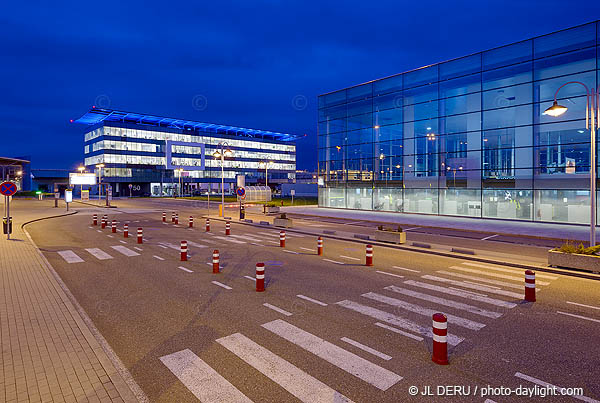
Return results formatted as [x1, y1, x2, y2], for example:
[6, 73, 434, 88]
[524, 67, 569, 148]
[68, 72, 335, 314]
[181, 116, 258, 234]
[65, 188, 73, 212]
[290, 189, 295, 205]
[1, 181, 18, 240]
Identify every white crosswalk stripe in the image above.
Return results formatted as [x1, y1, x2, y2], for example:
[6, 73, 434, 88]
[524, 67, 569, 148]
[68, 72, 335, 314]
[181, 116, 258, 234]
[404, 280, 517, 308]
[187, 241, 208, 249]
[336, 300, 464, 346]
[262, 319, 402, 391]
[421, 275, 525, 299]
[437, 270, 534, 290]
[85, 248, 113, 260]
[230, 234, 264, 243]
[362, 292, 485, 330]
[57, 250, 84, 263]
[449, 266, 551, 286]
[216, 333, 354, 403]
[214, 236, 246, 244]
[110, 245, 140, 257]
[461, 262, 559, 280]
[160, 349, 252, 403]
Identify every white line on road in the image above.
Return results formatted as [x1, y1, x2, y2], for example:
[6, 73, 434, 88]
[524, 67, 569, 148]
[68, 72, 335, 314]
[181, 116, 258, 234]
[566, 301, 600, 311]
[556, 311, 600, 323]
[323, 258, 344, 265]
[187, 241, 208, 249]
[96, 230, 102, 233]
[514, 372, 599, 403]
[119, 240, 127, 244]
[375, 271, 404, 279]
[340, 255, 360, 261]
[403, 227, 421, 231]
[437, 270, 528, 290]
[447, 286, 489, 297]
[57, 250, 85, 263]
[106, 235, 114, 238]
[340, 337, 391, 361]
[362, 292, 485, 331]
[449, 266, 551, 286]
[461, 262, 559, 280]
[393, 265, 420, 273]
[262, 319, 402, 390]
[336, 300, 464, 346]
[216, 333, 353, 403]
[480, 234, 498, 241]
[88, 226, 93, 229]
[133, 247, 143, 251]
[158, 245, 168, 249]
[211, 281, 232, 290]
[159, 349, 252, 403]
[110, 245, 140, 257]
[178, 266, 193, 273]
[385, 285, 502, 319]
[299, 247, 314, 252]
[374, 322, 424, 341]
[283, 250, 299, 254]
[85, 248, 113, 260]
[263, 303, 292, 316]
[243, 275, 256, 282]
[266, 240, 280, 244]
[153, 255, 164, 261]
[296, 295, 328, 306]
[231, 234, 264, 243]
[404, 280, 517, 308]
[214, 236, 246, 244]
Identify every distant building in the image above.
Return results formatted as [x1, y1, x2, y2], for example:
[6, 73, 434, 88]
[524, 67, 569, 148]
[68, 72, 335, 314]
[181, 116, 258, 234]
[74, 108, 299, 197]
[30, 169, 70, 194]
[0, 156, 30, 191]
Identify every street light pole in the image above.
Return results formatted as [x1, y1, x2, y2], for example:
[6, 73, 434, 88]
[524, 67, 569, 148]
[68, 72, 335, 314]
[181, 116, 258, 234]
[213, 142, 233, 217]
[96, 163, 105, 204]
[544, 81, 598, 246]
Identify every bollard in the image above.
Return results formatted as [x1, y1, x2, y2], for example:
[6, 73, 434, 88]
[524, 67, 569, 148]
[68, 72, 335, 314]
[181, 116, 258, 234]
[317, 237, 323, 255]
[525, 270, 536, 302]
[92, 214, 97, 226]
[180, 240, 188, 261]
[137, 228, 143, 244]
[175, 214, 179, 225]
[111, 220, 116, 233]
[162, 212, 166, 222]
[226, 221, 231, 235]
[205, 218, 210, 232]
[365, 244, 373, 266]
[189, 216, 193, 228]
[280, 230, 286, 247]
[432, 313, 449, 365]
[123, 224, 129, 238]
[213, 249, 220, 273]
[101, 215, 107, 229]
[256, 263, 265, 292]
[171, 212, 175, 223]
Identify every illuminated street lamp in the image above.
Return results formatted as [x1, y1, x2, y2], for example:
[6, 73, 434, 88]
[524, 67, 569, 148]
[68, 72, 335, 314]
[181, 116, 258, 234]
[543, 81, 599, 246]
[77, 166, 85, 196]
[259, 161, 274, 188]
[96, 163, 105, 202]
[213, 142, 233, 217]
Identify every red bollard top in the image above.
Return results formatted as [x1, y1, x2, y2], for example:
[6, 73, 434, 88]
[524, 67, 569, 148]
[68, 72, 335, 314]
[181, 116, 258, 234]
[432, 313, 447, 323]
[256, 262, 265, 268]
[213, 249, 219, 254]
[525, 269, 535, 275]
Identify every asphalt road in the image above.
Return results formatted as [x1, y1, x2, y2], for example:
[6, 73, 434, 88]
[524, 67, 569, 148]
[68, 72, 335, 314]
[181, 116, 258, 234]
[27, 201, 600, 403]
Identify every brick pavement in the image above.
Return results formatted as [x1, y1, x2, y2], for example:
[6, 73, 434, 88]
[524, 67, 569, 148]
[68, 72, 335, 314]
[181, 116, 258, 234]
[0, 199, 141, 403]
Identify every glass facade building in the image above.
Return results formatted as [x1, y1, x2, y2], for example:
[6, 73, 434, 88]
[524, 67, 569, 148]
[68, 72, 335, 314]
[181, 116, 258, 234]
[318, 21, 600, 224]
[76, 108, 297, 196]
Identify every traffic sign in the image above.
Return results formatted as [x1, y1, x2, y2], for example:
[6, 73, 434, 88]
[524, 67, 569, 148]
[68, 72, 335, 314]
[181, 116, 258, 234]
[0, 181, 17, 197]
[236, 187, 246, 197]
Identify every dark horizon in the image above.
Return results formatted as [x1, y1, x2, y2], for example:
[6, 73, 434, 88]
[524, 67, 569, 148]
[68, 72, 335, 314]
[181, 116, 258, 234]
[2, 1, 600, 171]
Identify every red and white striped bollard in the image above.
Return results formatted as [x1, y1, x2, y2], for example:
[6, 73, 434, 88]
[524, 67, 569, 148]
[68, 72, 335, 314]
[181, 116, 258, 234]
[123, 224, 128, 238]
[171, 212, 175, 223]
[180, 240, 187, 261]
[225, 221, 231, 235]
[365, 244, 373, 266]
[137, 228, 143, 244]
[111, 220, 116, 233]
[432, 313, 449, 365]
[175, 214, 179, 225]
[256, 263, 265, 292]
[101, 215, 107, 229]
[205, 218, 210, 232]
[213, 249, 220, 273]
[189, 216, 193, 228]
[280, 231, 286, 247]
[525, 270, 536, 302]
[92, 214, 97, 226]
[317, 237, 323, 255]
[162, 212, 166, 222]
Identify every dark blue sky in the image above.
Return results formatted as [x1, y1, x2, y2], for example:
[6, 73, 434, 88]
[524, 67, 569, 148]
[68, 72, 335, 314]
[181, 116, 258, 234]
[2, 1, 599, 170]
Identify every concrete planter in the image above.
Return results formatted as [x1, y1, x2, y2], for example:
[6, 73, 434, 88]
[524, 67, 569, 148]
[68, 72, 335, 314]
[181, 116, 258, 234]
[374, 230, 406, 244]
[264, 206, 280, 214]
[273, 218, 293, 228]
[547, 250, 600, 273]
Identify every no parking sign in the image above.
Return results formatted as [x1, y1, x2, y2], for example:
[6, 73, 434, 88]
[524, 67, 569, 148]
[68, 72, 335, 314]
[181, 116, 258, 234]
[236, 187, 246, 199]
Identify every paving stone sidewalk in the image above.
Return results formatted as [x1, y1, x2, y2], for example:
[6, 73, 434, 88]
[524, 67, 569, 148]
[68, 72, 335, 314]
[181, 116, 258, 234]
[1, 200, 140, 403]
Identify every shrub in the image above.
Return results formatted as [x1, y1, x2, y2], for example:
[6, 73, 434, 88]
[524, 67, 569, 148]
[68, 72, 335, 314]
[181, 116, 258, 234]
[555, 241, 600, 255]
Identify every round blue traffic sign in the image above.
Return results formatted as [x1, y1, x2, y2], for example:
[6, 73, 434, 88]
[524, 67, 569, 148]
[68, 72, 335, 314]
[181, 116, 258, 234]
[0, 181, 17, 197]
[236, 187, 246, 197]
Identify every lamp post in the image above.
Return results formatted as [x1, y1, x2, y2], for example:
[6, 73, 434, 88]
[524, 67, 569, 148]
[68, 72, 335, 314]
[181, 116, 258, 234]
[213, 142, 233, 217]
[77, 166, 85, 198]
[95, 163, 105, 203]
[544, 81, 598, 246]
[175, 168, 184, 197]
[259, 161, 273, 188]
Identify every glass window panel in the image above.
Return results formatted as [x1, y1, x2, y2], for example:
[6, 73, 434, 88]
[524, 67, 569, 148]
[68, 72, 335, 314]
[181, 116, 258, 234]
[483, 40, 532, 70]
[319, 104, 346, 121]
[534, 23, 596, 59]
[404, 188, 438, 214]
[483, 83, 532, 110]
[323, 90, 346, 107]
[439, 74, 481, 98]
[534, 189, 590, 223]
[375, 124, 403, 142]
[374, 75, 403, 96]
[373, 188, 403, 212]
[439, 189, 482, 217]
[442, 112, 481, 134]
[534, 47, 596, 81]
[347, 113, 373, 131]
[346, 99, 372, 117]
[482, 189, 533, 220]
[404, 65, 439, 89]
[374, 92, 403, 111]
[441, 94, 481, 116]
[439, 54, 481, 80]
[483, 62, 533, 90]
[534, 71, 596, 103]
[403, 83, 438, 105]
[347, 83, 373, 102]
[346, 128, 372, 145]
[483, 104, 532, 129]
[404, 101, 439, 122]
[376, 108, 403, 126]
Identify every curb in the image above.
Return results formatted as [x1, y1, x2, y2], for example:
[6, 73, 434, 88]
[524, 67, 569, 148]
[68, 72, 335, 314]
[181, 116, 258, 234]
[20, 210, 78, 229]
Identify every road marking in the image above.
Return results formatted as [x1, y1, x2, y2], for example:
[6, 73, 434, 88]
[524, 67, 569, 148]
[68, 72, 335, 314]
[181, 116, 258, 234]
[449, 266, 551, 286]
[178, 266, 193, 273]
[340, 337, 391, 361]
[251, 242, 263, 246]
[556, 311, 600, 323]
[96, 230, 102, 233]
[159, 349, 252, 403]
[216, 333, 353, 403]
[484, 399, 498, 403]
[299, 247, 314, 252]
[404, 227, 420, 231]
[323, 258, 344, 265]
[362, 292, 485, 330]
[266, 240, 280, 245]
[283, 250, 299, 254]
[340, 255, 360, 261]
[263, 303, 292, 316]
[88, 226, 93, 229]
[133, 246, 143, 251]
[514, 372, 599, 403]
[214, 236, 246, 244]
[258, 231, 302, 238]
[262, 319, 402, 390]
[384, 285, 502, 319]
[153, 255, 164, 261]
[106, 234, 114, 238]
[448, 286, 488, 297]
[480, 234, 498, 241]
[403, 280, 517, 308]
[57, 250, 84, 263]
[110, 245, 140, 257]
[243, 275, 256, 282]
[461, 262, 559, 280]
[160, 242, 181, 251]
[85, 248, 113, 260]
[187, 241, 208, 249]
[566, 301, 600, 311]
[374, 322, 424, 341]
[211, 281, 232, 290]
[336, 300, 464, 346]
[392, 265, 420, 273]
[296, 295, 328, 306]
[158, 245, 168, 249]
[437, 270, 528, 290]
[119, 240, 127, 244]
[376, 271, 404, 279]
[231, 234, 264, 243]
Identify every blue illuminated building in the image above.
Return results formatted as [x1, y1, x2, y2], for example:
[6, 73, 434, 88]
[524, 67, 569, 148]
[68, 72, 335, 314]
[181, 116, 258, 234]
[318, 21, 600, 224]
